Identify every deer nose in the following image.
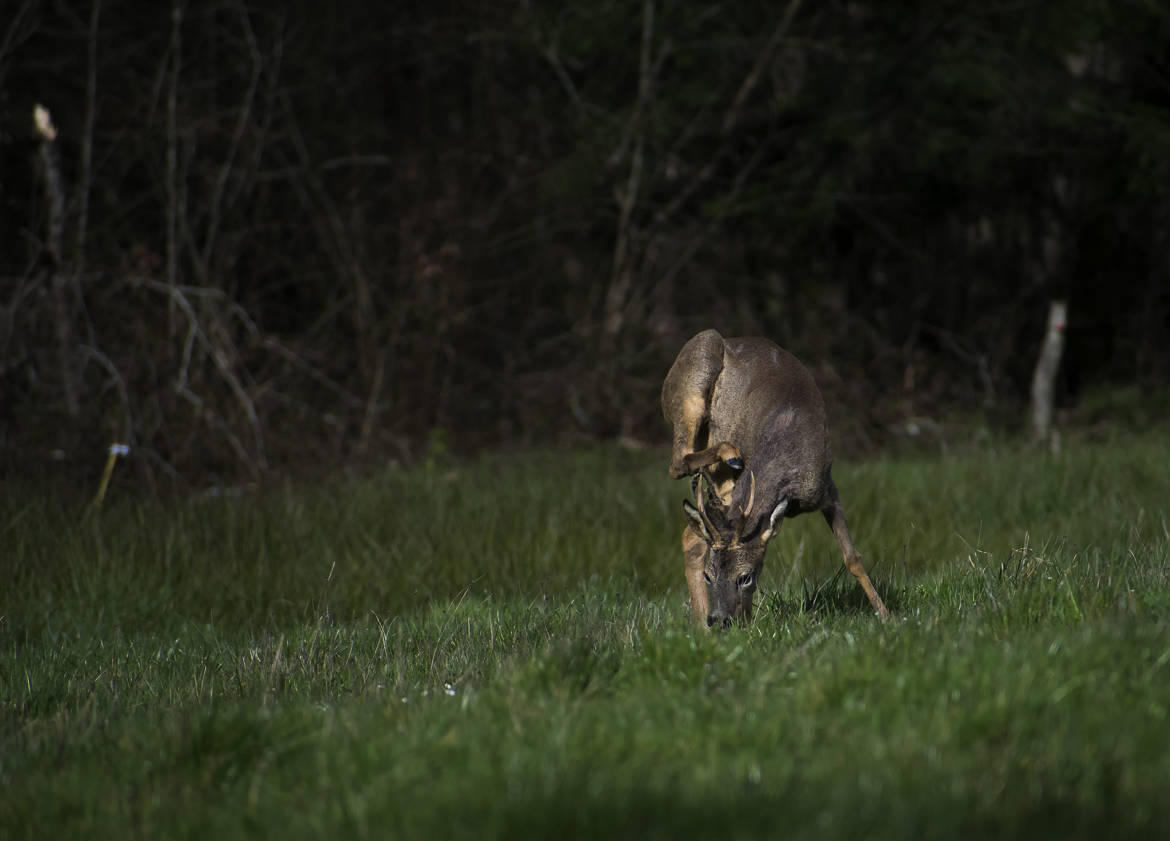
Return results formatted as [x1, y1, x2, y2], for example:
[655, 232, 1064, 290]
[707, 614, 733, 629]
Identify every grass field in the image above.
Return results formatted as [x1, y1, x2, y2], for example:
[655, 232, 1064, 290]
[3, 432, 1170, 839]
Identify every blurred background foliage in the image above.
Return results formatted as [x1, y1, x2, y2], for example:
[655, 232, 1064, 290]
[1, 0, 1167, 486]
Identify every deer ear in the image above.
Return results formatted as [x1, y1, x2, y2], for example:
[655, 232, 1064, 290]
[759, 499, 789, 543]
[682, 499, 711, 541]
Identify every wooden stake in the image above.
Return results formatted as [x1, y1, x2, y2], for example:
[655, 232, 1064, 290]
[94, 444, 130, 508]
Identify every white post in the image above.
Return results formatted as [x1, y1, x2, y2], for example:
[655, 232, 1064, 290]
[1030, 300, 1067, 450]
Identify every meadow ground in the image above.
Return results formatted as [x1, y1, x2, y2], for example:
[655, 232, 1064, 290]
[3, 431, 1170, 839]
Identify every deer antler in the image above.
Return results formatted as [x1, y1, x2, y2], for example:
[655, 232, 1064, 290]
[732, 469, 756, 546]
[742, 469, 756, 518]
[690, 471, 720, 539]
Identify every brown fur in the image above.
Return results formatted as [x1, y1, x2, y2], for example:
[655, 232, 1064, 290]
[663, 329, 889, 627]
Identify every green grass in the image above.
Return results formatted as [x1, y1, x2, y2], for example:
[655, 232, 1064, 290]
[3, 434, 1170, 839]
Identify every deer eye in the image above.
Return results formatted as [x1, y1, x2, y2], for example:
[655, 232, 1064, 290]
[737, 572, 755, 590]
[703, 571, 713, 585]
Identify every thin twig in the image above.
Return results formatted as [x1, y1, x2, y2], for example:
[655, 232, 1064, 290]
[78, 343, 133, 441]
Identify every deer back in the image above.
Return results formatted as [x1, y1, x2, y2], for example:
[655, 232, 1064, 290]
[666, 331, 835, 535]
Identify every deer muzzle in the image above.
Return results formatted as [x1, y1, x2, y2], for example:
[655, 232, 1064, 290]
[707, 612, 734, 629]
[705, 575, 754, 629]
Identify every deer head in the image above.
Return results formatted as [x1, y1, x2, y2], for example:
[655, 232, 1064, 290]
[682, 471, 787, 628]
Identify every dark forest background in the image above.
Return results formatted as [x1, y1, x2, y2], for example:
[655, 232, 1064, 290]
[2, 0, 1168, 487]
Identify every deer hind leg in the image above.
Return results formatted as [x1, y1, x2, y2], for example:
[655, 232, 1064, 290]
[668, 393, 710, 479]
[823, 499, 890, 619]
[681, 441, 744, 506]
[665, 329, 725, 479]
[682, 441, 744, 474]
[682, 525, 710, 627]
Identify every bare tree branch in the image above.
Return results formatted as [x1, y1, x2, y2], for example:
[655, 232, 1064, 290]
[198, 0, 264, 279]
[0, 0, 41, 91]
[130, 275, 268, 476]
[74, 0, 100, 274]
[656, 0, 804, 229]
[165, 0, 184, 336]
[601, 0, 655, 350]
[79, 342, 132, 441]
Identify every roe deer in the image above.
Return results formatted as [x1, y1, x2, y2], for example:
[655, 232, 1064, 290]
[662, 329, 889, 628]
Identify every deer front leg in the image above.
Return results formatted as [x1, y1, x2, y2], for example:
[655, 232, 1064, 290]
[682, 525, 710, 627]
[823, 500, 890, 619]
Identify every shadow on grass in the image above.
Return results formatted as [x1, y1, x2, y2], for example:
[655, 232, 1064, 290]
[758, 566, 908, 622]
[441, 770, 1148, 841]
